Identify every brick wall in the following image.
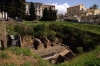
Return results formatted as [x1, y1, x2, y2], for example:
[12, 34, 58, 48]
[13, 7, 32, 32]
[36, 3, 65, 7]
[0, 21, 7, 47]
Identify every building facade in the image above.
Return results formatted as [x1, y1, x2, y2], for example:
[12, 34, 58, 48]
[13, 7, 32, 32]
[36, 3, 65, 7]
[25, 2, 56, 19]
[67, 4, 87, 17]
[25, 2, 43, 19]
[42, 4, 55, 10]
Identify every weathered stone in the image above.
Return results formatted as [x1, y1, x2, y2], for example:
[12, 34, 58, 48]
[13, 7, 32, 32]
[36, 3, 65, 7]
[21, 35, 34, 47]
[41, 36, 51, 48]
[0, 21, 7, 49]
[34, 38, 44, 50]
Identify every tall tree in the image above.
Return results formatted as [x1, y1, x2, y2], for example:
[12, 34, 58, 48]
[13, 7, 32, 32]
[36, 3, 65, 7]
[42, 8, 50, 21]
[49, 6, 53, 21]
[15, 0, 26, 19]
[53, 10, 57, 21]
[92, 4, 98, 9]
[7, 0, 16, 17]
[29, 2, 36, 21]
[90, 4, 98, 9]
[42, 7, 57, 21]
[0, 0, 26, 19]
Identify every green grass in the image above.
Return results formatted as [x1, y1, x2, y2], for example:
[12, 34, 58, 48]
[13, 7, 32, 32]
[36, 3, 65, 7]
[7, 47, 32, 56]
[1, 63, 17, 66]
[22, 62, 32, 66]
[24, 21, 100, 35]
[0, 52, 8, 59]
[56, 46, 100, 66]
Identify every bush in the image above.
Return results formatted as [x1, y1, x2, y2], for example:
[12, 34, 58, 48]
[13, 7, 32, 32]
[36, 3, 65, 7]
[47, 31, 56, 42]
[0, 52, 8, 59]
[85, 58, 100, 66]
[77, 47, 83, 54]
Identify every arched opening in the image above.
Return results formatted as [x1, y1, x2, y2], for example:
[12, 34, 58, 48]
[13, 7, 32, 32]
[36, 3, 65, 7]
[0, 40, 4, 50]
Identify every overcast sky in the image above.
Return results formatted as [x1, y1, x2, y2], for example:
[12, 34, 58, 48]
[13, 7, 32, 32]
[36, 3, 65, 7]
[26, 0, 100, 14]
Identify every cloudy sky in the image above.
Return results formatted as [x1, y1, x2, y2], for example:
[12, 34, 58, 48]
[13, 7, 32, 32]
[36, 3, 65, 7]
[26, 0, 100, 14]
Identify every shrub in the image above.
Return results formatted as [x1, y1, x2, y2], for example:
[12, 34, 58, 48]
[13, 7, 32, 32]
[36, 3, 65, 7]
[76, 47, 83, 54]
[85, 58, 100, 66]
[47, 31, 56, 42]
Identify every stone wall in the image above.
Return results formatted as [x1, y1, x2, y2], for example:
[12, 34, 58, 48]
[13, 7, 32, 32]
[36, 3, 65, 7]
[0, 21, 7, 48]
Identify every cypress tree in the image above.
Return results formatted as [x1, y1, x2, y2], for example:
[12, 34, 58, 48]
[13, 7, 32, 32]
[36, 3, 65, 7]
[15, 0, 26, 19]
[29, 2, 36, 21]
[42, 8, 50, 21]
[49, 6, 53, 21]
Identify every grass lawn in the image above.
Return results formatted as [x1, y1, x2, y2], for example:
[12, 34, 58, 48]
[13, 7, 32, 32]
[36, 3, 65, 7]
[24, 20, 100, 35]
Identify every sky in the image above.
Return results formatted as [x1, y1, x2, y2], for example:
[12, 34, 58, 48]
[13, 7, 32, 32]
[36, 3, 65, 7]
[26, 0, 100, 14]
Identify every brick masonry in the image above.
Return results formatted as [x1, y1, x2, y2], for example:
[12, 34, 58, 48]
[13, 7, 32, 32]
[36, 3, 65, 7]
[0, 21, 7, 47]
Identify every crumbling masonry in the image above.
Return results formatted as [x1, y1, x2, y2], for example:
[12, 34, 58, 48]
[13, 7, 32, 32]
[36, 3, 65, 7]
[0, 21, 7, 49]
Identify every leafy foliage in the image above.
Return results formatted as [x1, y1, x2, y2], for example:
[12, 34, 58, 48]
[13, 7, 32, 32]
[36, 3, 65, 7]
[0, 0, 26, 19]
[41, 7, 57, 21]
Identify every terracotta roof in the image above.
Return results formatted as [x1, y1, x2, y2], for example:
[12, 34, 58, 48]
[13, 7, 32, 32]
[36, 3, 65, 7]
[67, 4, 84, 8]
[60, 50, 70, 56]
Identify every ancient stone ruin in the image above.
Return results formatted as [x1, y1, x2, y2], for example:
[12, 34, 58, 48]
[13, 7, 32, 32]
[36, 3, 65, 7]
[0, 21, 7, 50]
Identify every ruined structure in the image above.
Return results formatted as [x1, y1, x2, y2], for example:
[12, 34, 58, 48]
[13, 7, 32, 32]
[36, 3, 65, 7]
[0, 21, 7, 49]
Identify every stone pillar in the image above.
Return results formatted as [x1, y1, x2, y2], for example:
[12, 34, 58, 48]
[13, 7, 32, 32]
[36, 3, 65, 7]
[0, 21, 7, 48]
[2, 11, 4, 19]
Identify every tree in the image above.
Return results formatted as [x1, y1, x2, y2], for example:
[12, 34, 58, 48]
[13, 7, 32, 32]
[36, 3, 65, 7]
[49, 6, 53, 21]
[0, 0, 26, 19]
[90, 4, 98, 9]
[7, 0, 16, 17]
[53, 10, 57, 21]
[41, 7, 57, 21]
[29, 2, 36, 21]
[42, 8, 50, 21]
[15, 0, 26, 19]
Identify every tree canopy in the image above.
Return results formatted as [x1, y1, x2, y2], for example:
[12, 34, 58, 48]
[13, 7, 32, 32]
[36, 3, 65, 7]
[41, 7, 57, 21]
[90, 4, 98, 9]
[29, 2, 36, 21]
[0, 0, 26, 19]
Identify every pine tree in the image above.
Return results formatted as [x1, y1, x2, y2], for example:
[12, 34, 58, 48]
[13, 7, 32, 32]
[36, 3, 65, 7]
[42, 7, 57, 21]
[42, 8, 50, 21]
[15, 0, 26, 19]
[49, 6, 53, 21]
[29, 2, 36, 21]
[53, 10, 57, 21]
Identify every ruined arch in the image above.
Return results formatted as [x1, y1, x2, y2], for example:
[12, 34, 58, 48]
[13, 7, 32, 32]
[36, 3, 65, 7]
[0, 40, 4, 50]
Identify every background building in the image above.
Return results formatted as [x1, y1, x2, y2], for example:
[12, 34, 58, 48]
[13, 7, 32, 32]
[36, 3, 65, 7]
[25, 2, 56, 19]
[67, 4, 87, 17]
[42, 4, 55, 10]
[25, 2, 43, 19]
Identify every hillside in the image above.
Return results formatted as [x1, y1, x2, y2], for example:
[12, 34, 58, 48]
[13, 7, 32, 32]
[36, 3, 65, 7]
[57, 46, 100, 66]
[0, 46, 100, 66]
[2, 21, 100, 66]
[0, 47, 51, 66]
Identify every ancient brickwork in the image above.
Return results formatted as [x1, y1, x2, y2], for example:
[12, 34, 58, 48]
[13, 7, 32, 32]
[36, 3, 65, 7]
[0, 21, 7, 48]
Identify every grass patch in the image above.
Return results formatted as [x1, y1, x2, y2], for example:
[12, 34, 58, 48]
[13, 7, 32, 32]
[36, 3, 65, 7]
[33, 54, 54, 66]
[22, 62, 32, 66]
[57, 46, 100, 66]
[1, 63, 17, 66]
[7, 47, 32, 56]
[0, 52, 8, 59]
